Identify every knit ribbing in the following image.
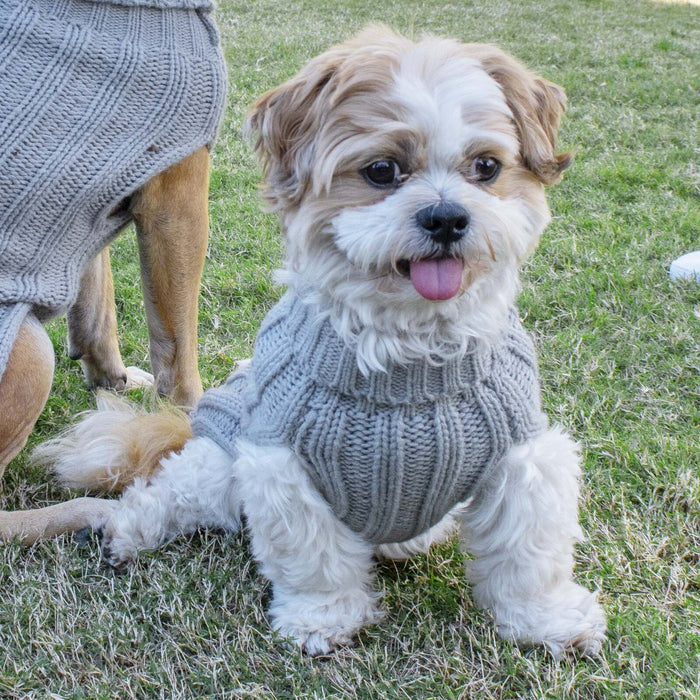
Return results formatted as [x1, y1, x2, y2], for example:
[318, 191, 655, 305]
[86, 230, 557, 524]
[84, 1, 214, 10]
[0, 0, 226, 380]
[192, 294, 548, 544]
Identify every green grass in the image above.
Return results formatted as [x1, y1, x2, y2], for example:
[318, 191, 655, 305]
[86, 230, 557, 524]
[1, 0, 699, 697]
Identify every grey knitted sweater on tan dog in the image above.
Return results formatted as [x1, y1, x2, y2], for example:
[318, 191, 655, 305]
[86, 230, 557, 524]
[192, 294, 548, 545]
[0, 0, 225, 380]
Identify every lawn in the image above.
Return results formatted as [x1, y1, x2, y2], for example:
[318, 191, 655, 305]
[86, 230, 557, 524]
[1, 0, 698, 697]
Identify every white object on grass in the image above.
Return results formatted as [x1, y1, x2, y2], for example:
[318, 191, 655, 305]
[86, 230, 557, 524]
[124, 367, 155, 390]
[670, 251, 700, 284]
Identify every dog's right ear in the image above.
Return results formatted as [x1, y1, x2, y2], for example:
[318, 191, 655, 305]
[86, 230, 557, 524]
[246, 53, 342, 210]
[465, 45, 572, 185]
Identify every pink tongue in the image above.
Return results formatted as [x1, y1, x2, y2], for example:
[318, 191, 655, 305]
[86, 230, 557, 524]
[409, 258, 464, 300]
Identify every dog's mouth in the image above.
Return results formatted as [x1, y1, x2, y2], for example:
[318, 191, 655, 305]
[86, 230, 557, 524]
[396, 257, 465, 301]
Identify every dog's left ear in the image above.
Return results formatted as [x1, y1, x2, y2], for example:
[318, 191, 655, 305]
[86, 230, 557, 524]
[468, 46, 572, 185]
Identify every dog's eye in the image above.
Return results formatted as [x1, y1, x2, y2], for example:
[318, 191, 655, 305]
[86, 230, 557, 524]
[362, 160, 401, 188]
[473, 157, 501, 182]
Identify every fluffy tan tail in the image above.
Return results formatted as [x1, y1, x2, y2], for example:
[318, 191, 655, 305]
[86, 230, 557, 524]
[0, 393, 191, 544]
[32, 392, 192, 494]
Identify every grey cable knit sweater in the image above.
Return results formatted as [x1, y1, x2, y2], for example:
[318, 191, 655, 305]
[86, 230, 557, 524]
[0, 0, 226, 380]
[192, 294, 548, 544]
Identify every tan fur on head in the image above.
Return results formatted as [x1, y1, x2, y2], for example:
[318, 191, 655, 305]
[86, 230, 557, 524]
[246, 26, 412, 211]
[466, 44, 572, 184]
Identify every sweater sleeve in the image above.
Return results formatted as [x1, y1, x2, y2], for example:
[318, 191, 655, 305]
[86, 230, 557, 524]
[190, 369, 249, 457]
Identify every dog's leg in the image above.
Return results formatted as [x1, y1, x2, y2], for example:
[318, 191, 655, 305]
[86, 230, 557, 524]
[1, 315, 124, 544]
[100, 436, 240, 567]
[131, 147, 210, 408]
[0, 314, 54, 476]
[457, 427, 606, 656]
[0, 498, 116, 544]
[235, 440, 382, 655]
[68, 248, 153, 391]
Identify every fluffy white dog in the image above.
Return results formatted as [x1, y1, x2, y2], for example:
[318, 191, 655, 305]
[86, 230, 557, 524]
[34, 26, 606, 657]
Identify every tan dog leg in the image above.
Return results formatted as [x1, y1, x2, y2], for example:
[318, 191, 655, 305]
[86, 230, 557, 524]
[0, 314, 54, 477]
[131, 147, 210, 408]
[68, 247, 128, 389]
[0, 497, 115, 545]
[68, 247, 155, 391]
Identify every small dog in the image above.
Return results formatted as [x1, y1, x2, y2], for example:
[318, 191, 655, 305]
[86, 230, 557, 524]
[29, 26, 606, 656]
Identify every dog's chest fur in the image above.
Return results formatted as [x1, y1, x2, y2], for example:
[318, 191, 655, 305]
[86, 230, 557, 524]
[192, 294, 547, 544]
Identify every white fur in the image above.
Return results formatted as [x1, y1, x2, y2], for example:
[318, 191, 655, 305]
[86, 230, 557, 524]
[32, 392, 141, 491]
[375, 507, 462, 561]
[102, 436, 240, 566]
[235, 440, 383, 654]
[277, 51, 550, 373]
[458, 427, 605, 655]
[100, 429, 604, 655]
[53, 32, 606, 657]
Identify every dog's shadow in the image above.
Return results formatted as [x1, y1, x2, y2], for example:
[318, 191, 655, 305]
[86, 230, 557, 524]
[377, 540, 475, 626]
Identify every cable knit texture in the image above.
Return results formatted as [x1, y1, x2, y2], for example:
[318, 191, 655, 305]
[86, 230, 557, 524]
[192, 294, 548, 544]
[0, 0, 226, 379]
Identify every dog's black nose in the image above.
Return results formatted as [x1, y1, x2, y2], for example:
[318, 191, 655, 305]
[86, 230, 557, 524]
[415, 202, 470, 248]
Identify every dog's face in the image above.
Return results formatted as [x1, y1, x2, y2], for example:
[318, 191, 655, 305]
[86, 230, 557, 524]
[248, 27, 570, 368]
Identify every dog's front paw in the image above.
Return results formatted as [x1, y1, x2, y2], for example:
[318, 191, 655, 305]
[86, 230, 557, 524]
[101, 533, 134, 571]
[78, 356, 129, 391]
[490, 582, 606, 657]
[269, 588, 383, 656]
[99, 502, 164, 571]
[100, 519, 140, 571]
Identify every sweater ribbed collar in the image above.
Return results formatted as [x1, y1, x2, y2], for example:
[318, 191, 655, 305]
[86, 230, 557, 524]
[263, 294, 515, 407]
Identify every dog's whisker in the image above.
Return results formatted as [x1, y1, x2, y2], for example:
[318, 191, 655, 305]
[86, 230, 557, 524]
[484, 233, 497, 262]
